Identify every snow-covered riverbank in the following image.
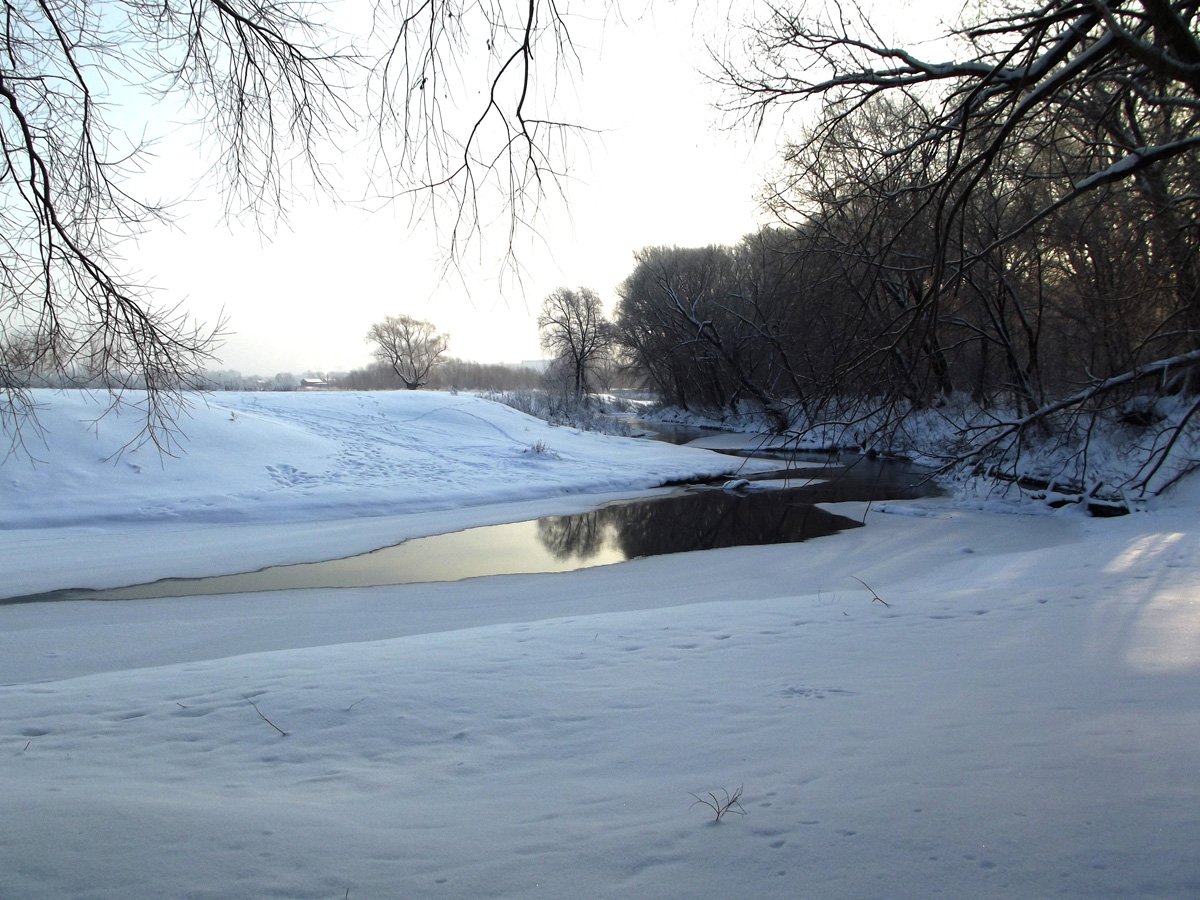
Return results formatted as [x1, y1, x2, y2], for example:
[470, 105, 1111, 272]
[1, 391, 750, 596]
[2, 390, 1197, 898]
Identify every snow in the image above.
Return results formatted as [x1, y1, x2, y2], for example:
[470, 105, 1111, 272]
[2, 389, 1199, 898]
[1, 391, 749, 596]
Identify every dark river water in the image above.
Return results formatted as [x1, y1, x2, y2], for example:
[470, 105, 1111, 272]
[3, 429, 935, 604]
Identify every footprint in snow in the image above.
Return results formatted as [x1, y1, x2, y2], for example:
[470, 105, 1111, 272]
[265, 463, 317, 487]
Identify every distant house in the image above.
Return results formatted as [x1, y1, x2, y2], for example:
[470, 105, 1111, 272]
[299, 377, 329, 390]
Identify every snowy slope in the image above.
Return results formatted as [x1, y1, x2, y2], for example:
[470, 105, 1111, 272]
[4, 390, 744, 528]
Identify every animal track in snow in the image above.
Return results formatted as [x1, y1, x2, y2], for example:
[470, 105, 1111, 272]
[780, 686, 857, 700]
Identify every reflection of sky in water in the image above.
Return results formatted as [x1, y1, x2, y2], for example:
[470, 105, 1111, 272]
[12, 459, 933, 604]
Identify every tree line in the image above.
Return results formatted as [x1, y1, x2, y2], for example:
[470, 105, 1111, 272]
[341, 357, 543, 392]
[611, 1, 1200, 497]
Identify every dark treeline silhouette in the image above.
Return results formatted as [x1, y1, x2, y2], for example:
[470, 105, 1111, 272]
[665, 0, 1200, 499]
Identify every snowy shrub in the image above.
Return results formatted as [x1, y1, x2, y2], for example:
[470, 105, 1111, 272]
[480, 389, 634, 436]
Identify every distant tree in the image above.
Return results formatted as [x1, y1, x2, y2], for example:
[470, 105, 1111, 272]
[340, 357, 542, 392]
[366, 315, 449, 390]
[428, 359, 542, 392]
[537, 288, 614, 399]
[203, 370, 253, 391]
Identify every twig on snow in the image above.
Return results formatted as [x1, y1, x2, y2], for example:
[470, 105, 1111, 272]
[850, 576, 889, 607]
[245, 696, 289, 736]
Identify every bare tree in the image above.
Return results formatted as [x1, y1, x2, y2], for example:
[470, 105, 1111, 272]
[615, 240, 807, 430]
[366, 315, 449, 389]
[1, 0, 604, 451]
[0, 0, 368, 449]
[538, 287, 614, 399]
[370, 2, 599, 265]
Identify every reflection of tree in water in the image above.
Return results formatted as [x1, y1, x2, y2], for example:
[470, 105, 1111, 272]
[533, 461, 931, 563]
[537, 512, 609, 561]
[534, 490, 864, 563]
[606, 491, 862, 560]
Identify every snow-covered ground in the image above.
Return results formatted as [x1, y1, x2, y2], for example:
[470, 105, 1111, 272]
[2, 390, 1198, 898]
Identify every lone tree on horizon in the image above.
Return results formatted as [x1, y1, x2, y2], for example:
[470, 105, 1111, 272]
[366, 315, 449, 390]
[538, 287, 614, 400]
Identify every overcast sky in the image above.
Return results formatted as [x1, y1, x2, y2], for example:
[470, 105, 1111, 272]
[126, 2, 939, 377]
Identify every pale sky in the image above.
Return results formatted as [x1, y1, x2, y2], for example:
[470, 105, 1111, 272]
[124, 2, 939, 377]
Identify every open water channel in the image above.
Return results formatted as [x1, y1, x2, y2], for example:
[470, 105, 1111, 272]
[5, 422, 935, 604]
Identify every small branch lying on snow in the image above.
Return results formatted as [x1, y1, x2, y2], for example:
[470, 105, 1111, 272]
[245, 696, 289, 737]
[851, 576, 889, 607]
[690, 785, 746, 822]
